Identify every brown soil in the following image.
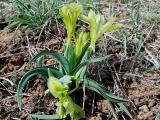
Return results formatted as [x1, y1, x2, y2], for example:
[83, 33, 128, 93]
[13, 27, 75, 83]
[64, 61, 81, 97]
[1, 30, 159, 120]
[0, 31, 13, 43]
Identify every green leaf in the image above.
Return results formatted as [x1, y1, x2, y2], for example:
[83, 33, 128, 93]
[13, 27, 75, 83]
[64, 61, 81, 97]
[59, 75, 72, 85]
[75, 66, 87, 78]
[84, 79, 131, 118]
[31, 114, 61, 120]
[17, 67, 62, 110]
[75, 31, 89, 60]
[29, 50, 70, 73]
[72, 55, 111, 74]
[76, 43, 90, 65]
[80, 14, 90, 23]
[55, 101, 67, 119]
[117, 103, 132, 118]
[64, 44, 76, 71]
[37, 56, 45, 67]
[84, 79, 128, 103]
[5, 21, 21, 30]
[97, 25, 121, 40]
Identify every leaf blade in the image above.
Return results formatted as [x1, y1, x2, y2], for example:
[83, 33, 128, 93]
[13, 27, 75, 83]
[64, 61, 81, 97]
[117, 103, 132, 118]
[29, 50, 70, 73]
[17, 67, 62, 110]
[84, 78, 128, 103]
[72, 55, 111, 74]
[31, 114, 60, 120]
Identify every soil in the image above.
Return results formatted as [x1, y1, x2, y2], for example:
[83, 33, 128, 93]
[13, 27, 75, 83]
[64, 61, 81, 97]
[0, 29, 159, 120]
[0, 1, 160, 120]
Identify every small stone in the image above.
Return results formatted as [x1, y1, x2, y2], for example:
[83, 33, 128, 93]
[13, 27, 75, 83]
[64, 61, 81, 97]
[139, 105, 149, 112]
[89, 113, 102, 120]
[97, 100, 109, 113]
[137, 111, 153, 120]
[151, 105, 159, 112]
[137, 114, 144, 120]
[144, 111, 154, 119]
[148, 99, 156, 108]
[134, 99, 140, 106]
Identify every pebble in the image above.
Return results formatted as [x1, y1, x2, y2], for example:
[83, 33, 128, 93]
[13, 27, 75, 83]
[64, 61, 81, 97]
[137, 111, 154, 120]
[148, 99, 156, 108]
[139, 105, 149, 112]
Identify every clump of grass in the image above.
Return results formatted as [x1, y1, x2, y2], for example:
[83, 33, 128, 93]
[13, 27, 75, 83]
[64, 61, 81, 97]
[0, 1, 12, 18]
[140, 3, 160, 24]
[5, 0, 95, 30]
[7, 0, 62, 29]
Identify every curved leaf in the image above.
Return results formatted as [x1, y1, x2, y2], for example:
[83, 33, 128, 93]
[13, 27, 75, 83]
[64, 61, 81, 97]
[37, 56, 45, 67]
[84, 79, 132, 118]
[84, 78, 128, 103]
[29, 50, 70, 73]
[72, 55, 111, 74]
[17, 67, 63, 110]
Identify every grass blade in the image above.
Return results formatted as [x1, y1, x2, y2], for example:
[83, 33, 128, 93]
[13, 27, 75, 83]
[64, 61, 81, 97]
[31, 114, 60, 119]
